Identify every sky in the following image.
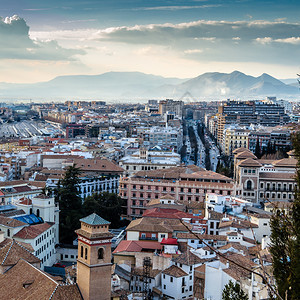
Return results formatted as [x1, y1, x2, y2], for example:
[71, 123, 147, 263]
[0, 0, 300, 83]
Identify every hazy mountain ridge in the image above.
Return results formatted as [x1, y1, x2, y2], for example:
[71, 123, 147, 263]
[0, 71, 298, 101]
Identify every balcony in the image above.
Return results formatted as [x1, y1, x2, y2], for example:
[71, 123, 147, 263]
[140, 237, 158, 241]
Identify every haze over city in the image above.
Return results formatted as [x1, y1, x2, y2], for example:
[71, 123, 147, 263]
[1, 0, 300, 85]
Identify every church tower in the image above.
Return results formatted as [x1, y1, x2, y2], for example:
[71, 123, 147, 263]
[76, 213, 113, 300]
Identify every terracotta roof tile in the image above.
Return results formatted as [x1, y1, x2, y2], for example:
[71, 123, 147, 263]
[0, 215, 27, 228]
[13, 222, 53, 239]
[72, 158, 124, 173]
[0, 259, 82, 299]
[113, 240, 162, 254]
[236, 151, 257, 159]
[176, 232, 227, 241]
[163, 265, 188, 277]
[238, 158, 262, 167]
[0, 239, 40, 266]
[172, 251, 210, 266]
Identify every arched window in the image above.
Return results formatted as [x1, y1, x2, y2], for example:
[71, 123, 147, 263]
[80, 246, 83, 258]
[98, 248, 104, 259]
[7, 229, 10, 237]
[85, 248, 88, 260]
[36, 209, 40, 217]
[29, 208, 33, 214]
[246, 180, 252, 190]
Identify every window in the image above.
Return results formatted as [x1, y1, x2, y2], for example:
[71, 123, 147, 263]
[170, 277, 173, 282]
[182, 287, 185, 293]
[189, 286, 192, 291]
[163, 285, 166, 289]
[246, 180, 252, 190]
[85, 248, 88, 260]
[7, 229, 10, 237]
[37, 209, 40, 217]
[98, 248, 104, 259]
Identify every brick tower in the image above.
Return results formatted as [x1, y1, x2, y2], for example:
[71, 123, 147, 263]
[76, 213, 113, 300]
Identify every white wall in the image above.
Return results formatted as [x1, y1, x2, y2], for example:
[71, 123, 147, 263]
[127, 231, 139, 241]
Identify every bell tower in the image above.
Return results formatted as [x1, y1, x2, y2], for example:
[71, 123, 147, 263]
[76, 213, 113, 300]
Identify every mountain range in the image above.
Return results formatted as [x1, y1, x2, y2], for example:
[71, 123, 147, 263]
[0, 71, 299, 101]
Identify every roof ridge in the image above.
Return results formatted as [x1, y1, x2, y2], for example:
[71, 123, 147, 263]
[22, 259, 59, 285]
[49, 283, 59, 300]
[1, 240, 14, 266]
[14, 238, 36, 256]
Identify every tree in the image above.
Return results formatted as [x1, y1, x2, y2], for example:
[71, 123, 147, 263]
[254, 138, 261, 158]
[83, 192, 128, 228]
[269, 132, 300, 299]
[58, 165, 83, 244]
[222, 280, 248, 300]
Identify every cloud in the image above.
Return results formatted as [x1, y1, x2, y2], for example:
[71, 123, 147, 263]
[255, 36, 300, 45]
[0, 15, 84, 60]
[95, 19, 300, 43]
[275, 37, 300, 44]
[92, 19, 300, 65]
[255, 37, 273, 44]
[184, 49, 203, 54]
[131, 5, 222, 11]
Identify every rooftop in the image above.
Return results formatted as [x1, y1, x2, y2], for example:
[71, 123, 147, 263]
[80, 213, 110, 226]
[162, 265, 187, 278]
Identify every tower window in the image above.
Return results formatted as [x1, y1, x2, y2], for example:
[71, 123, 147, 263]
[80, 246, 83, 258]
[85, 248, 88, 260]
[98, 248, 104, 259]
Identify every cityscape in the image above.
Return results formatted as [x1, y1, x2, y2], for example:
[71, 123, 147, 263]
[0, 1, 300, 300]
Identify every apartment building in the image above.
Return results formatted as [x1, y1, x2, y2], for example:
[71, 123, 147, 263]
[222, 127, 250, 155]
[138, 126, 183, 153]
[119, 166, 234, 219]
[158, 99, 184, 119]
[217, 100, 290, 145]
[233, 148, 297, 203]
[119, 148, 181, 177]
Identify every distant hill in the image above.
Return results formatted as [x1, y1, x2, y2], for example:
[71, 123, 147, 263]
[0, 71, 298, 101]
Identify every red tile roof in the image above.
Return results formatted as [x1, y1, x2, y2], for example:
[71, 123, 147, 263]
[19, 198, 32, 205]
[161, 238, 178, 245]
[14, 186, 32, 193]
[13, 222, 53, 240]
[113, 240, 162, 254]
[143, 208, 193, 219]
